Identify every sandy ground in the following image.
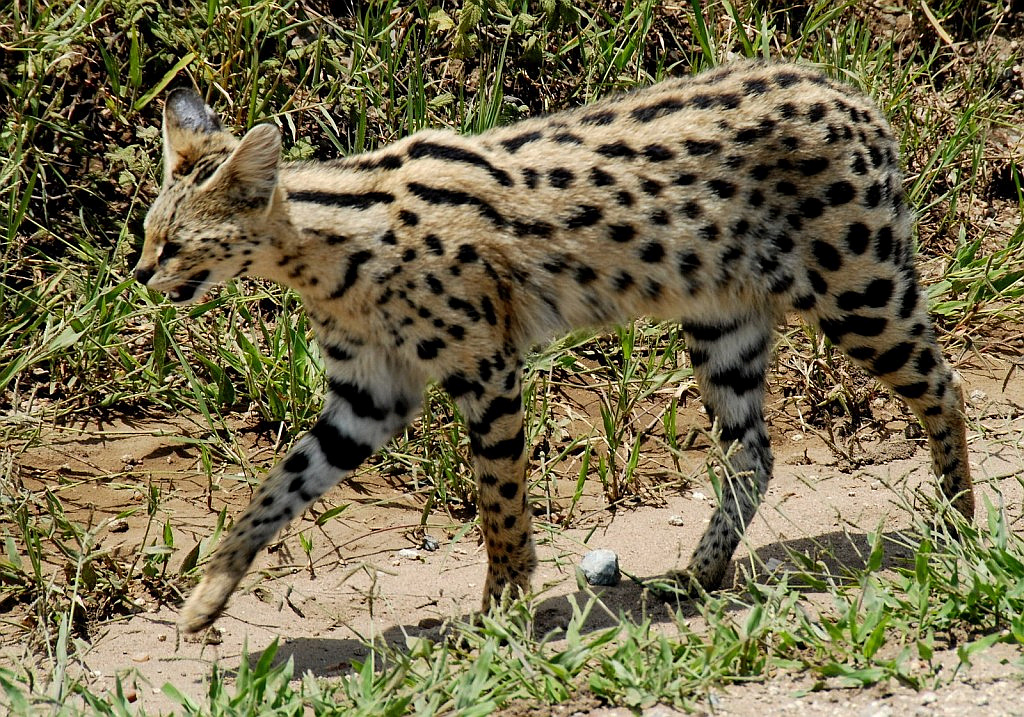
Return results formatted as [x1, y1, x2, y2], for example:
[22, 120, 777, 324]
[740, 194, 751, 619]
[1, 355, 1022, 715]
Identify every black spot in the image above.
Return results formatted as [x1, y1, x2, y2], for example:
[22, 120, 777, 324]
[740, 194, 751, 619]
[812, 241, 842, 271]
[826, 181, 856, 206]
[768, 273, 794, 293]
[639, 241, 665, 263]
[776, 181, 797, 195]
[590, 167, 615, 186]
[781, 136, 801, 151]
[643, 144, 675, 161]
[750, 164, 772, 181]
[749, 189, 765, 207]
[872, 342, 914, 375]
[481, 297, 497, 325]
[425, 273, 444, 294]
[678, 251, 701, 276]
[631, 97, 686, 123]
[398, 209, 419, 226]
[513, 220, 555, 237]
[424, 234, 445, 255]
[642, 279, 662, 299]
[379, 230, 397, 245]
[916, 348, 936, 376]
[775, 71, 802, 88]
[552, 132, 583, 144]
[522, 168, 539, 188]
[469, 426, 525, 462]
[807, 102, 828, 122]
[324, 344, 352, 362]
[682, 201, 703, 219]
[448, 325, 466, 340]
[845, 223, 870, 254]
[402, 248, 417, 262]
[681, 317, 741, 342]
[685, 139, 721, 156]
[819, 314, 888, 342]
[416, 338, 446, 360]
[443, 373, 485, 399]
[651, 209, 670, 225]
[309, 420, 373, 470]
[875, 226, 893, 262]
[899, 281, 918, 319]
[575, 265, 597, 284]
[798, 158, 830, 176]
[894, 381, 929, 399]
[613, 270, 634, 291]
[743, 78, 770, 95]
[675, 172, 696, 186]
[499, 131, 544, 153]
[499, 481, 519, 500]
[597, 141, 637, 159]
[478, 359, 493, 382]
[846, 345, 876, 361]
[581, 110, 617, 126]
[566, 205, 603, 229]
[793, 293, 816, 310]
[542, 256, 567, 274]
[641, 178, 663, 196]
[864, 278, 894, 307]
[609, 224, 636, 243]
[548, 167, 575, 188]
[448, 296, 481, 321]
[707, 179, 736, 198]
[808, 270, 828, 294]
[284, 452, 309, 474]
[771, 232, 794, 253]
[457, 244, 479, 263]
[700, 223, 720, 241]
[615, 190, 635, 207]
[799, 198, 825, 218]
[329, 378, 389, 420]
[865, 182, 882, 207]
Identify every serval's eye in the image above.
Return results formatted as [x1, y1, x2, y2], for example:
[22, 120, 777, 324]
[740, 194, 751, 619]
[159, 241, 181, 262]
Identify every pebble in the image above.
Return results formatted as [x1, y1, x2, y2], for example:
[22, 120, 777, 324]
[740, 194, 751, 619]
[668, 515, 685, 526]
[108, 518, 129, 533]
[579, 549, 620, 586]
[421, 535, 440, 551]
[397, 548, 420, 559]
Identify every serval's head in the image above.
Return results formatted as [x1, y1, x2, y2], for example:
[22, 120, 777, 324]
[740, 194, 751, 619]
[133, 89, 282, 304]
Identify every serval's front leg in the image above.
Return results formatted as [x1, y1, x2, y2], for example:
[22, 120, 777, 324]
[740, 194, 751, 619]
[445, 355, 536, 610]
[180, 356, 421, 633]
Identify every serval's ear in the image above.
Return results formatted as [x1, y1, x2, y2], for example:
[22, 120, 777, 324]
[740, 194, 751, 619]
[207, 123, 282, 209]
[162, 88, 227, 180]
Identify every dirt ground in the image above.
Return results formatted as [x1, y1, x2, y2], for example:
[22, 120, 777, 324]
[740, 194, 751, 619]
[1, 351, 1023, 715]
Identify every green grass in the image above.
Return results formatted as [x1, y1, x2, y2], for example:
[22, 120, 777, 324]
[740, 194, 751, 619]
[2, 0, 1023, 714]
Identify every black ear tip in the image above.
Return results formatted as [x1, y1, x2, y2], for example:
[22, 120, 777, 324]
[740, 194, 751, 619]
[165, 88, 223, 134]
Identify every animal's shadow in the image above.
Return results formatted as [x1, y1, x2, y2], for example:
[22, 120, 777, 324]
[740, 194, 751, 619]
[251, 528, 916, 678]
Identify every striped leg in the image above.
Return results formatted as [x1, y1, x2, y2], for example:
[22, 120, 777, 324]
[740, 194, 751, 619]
[447, 358, 536, 610]
[180, 363, 420, 633]
[813, 268, 973, 520]
[681, 309, 777, 591]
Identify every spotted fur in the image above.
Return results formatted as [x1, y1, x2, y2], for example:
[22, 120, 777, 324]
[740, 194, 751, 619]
[133, 61, 973, 633]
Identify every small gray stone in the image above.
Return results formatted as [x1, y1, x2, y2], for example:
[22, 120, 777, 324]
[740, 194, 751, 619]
[421, 535, 440, 551]
[579, 549, 620, 586]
